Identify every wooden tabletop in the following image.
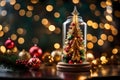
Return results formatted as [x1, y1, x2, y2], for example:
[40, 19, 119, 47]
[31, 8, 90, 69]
[0, 64, 120, 80]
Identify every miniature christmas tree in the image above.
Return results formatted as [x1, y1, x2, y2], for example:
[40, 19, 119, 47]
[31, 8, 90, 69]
[57, 6, 90, 72]
[62, 7, 86, 64]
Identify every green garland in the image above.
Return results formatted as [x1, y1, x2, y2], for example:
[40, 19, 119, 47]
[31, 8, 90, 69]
[0, 53, 28, 71]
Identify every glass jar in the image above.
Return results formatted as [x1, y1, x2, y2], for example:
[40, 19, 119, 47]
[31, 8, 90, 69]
[62, 6, 87, 63]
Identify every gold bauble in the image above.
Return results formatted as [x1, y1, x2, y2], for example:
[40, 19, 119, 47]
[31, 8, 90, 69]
[51, 49, 62, 63]
[42, 52, 54, 65]
[18, 49, 31, 60]
[6, 49, 12, 54]
[12, 46, 18, 53]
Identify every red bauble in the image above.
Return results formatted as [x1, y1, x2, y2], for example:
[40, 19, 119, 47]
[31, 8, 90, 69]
[5, 38, 15, 49]
[27, 57, 41, 70]
[29, 44, 42, 58]
[68, 60, 73, 64]
[71, 23, 75, 26]
[79, 60, 82, 63]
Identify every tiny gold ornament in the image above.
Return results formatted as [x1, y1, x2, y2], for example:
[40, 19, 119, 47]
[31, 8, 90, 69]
[18, 49, 31, 60]
[51, 49, 62, 64]
[6, 49, 12, 54]
[42, 52, 54, 65]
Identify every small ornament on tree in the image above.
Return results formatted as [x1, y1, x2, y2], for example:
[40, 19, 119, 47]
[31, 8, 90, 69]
[29, 44, 42, 58]
[57, 6, 91, 72]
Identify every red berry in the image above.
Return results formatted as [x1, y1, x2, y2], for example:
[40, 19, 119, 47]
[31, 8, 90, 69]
[68, 60, 73, 64]
[72, 23, 75, 26]
[79, 60, 82, 63]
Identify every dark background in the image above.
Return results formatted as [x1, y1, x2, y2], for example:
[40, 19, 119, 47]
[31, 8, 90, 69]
[0, 0, 120, 58]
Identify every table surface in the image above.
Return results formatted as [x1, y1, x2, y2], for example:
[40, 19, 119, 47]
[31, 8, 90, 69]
[0, 64, 120, 80]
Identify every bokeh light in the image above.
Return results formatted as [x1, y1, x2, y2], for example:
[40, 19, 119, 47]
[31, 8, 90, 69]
[108, 35, 114, 42]
[12, 47, 18, 53]
[104, 23, 111, 30]
[87, 34, 93, 41]
[31, 0, 39, 4]
[106, 0, 112, 6]
[48, 25, 55, 31]
[33, 15, 40, 21]
[17, 28, 24, 35]
[87, 20, 93, 26]
[26, 11, 32, 17]
[18, 37, 25, 44]
[27, 5, 34, 11]
[14, 3, 21, 10]
[11, 34, 17, 41]
[32, 37, 39, 44]
[92, 22, 98, 29]
[54, 12, 60, 18]
[19, 9, 25, 16]
[0, 0, 6, 7]
[91, 36, 97, 43]
[0, 31, 4, 37]
[1, 10, 7, 16]
[87, 42, 94, 49]
[98, 39, 104, 46]
[3, 25, 9, 33]
[72, 0, 79, 4]
[10, 0, 16, 5]
[106, 15, 113, 22]
[89, 4, 96, 11]
[112, 48, 118, 54]
[0, 25, 3, 31]
[42, 18, 49, 26]
[114, 10, 120, 18]
[100, 1, 107, 8]
[46, 5, 53, 12]
[101, 34, 107, 41]
[0, 0, 119, 61]
[95, 10, 101, 16]
[106, 6, 112, 14]
[0, 46, 6, 53]
[54, 43, 60, 49]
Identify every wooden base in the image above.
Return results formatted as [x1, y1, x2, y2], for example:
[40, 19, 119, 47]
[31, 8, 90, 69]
[56, 62, 91, 72]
